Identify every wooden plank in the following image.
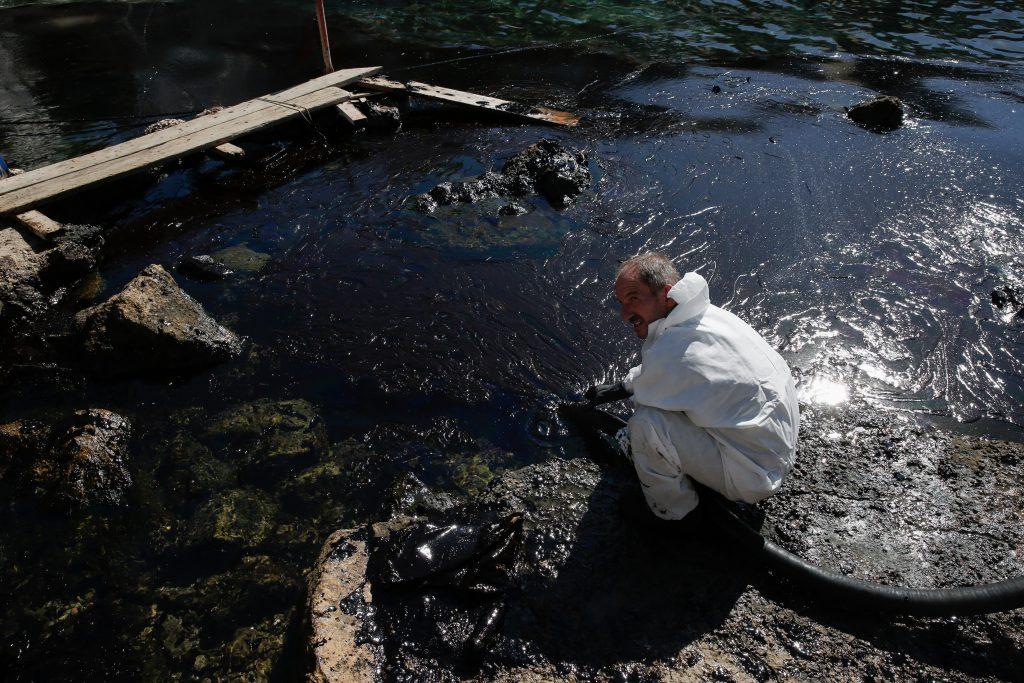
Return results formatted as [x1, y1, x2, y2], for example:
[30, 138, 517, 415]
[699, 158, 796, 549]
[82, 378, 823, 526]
[0, 85, 365, 214]
[356, 77, 579, 126]
[210, 142, 246, 162]
[0, 66, 381, 202]
[16, 210, 64, 240]
[336, 101, 367, 125]
[2, 169, 65, 240]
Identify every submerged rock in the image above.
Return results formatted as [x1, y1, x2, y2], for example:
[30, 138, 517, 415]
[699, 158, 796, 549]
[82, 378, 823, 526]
[0, 419, 50, 481]
[205, 398, 326, 478]
[497, 202, 529, 217]
[177, 254, 233, 282]
[409, 193, 438, 213]
[25, 409, 133, 509]
[847, 95, 905, 131]
[162, 433, 236, 500]
[75, 264, 243, 375]
[210, 244, 269, 274]
[181, 488, 279, 555]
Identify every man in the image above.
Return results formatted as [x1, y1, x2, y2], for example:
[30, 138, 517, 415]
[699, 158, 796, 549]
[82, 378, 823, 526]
[583, 251, 799, 521]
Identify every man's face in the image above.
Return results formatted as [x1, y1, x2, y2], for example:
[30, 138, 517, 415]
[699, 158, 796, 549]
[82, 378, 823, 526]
[614, 271, 673, 339]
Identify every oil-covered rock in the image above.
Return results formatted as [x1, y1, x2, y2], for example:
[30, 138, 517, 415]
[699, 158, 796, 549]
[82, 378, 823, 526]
[75, 264, 244, 375]
[847, 95, 905, 131]
[307, 402, 1024, 681]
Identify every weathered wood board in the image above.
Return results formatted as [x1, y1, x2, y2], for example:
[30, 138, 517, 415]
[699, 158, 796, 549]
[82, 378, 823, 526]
[1, 169, 64, 239]
[16, 210, 64, 240]
[0, 66, 381, 215]
[356, 77, 579, 126]
[336, 101, 367, 125]
[210, 142, 246, 161]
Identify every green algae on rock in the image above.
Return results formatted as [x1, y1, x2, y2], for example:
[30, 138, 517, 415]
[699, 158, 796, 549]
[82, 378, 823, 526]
[205, 398, 327, 478]
[211, 244, 270, 274]
[181, 488, 279, 555]
[161, 432, 237, 501]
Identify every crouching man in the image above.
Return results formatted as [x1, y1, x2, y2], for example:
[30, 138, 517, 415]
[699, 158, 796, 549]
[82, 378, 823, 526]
[585, 251, 799, 520]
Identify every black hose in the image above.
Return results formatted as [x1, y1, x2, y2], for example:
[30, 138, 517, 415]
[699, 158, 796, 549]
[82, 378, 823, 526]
[563, 403, 1024, 616]
[698, 483, 1024, 616]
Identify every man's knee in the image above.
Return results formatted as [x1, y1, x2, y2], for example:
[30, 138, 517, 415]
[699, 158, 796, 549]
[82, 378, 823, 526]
[627, 406, 664, 452]
[627, 405, 662, 435]
[727, 468, 786, 504]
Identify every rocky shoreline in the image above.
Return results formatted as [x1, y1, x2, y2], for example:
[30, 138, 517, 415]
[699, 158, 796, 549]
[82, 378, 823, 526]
[306, 402, 1024, 682]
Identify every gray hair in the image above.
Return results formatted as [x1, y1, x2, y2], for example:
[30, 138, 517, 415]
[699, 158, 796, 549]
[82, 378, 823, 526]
[616, 251, 681, 292]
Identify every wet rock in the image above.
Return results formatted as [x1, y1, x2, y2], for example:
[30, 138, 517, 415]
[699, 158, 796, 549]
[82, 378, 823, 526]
[384, 470, 458, 518]
[500, 138, 591, 208]
[361, 101, 402, 131]
[0, 226, 47, 329]
[143, 118, 186, 135]
[181, 488, 278, 555]
[847, 95, 905, 131]
[65, 271, 105, 305]
[75, 264, 243, 375]
[206, 398, 326, 478]
[29, 409, 133, 508]
[0, 419, 50, 481]
[428, 181, 458, 206]
[409, 193, 438, 213]
[188, 555, 301, 631]
[308, 402, 1024, 681]
[497, 201, 528, 217]
[991, 285, 1022, 317]
[413, 139, 590, 213]
[176, 254, 233, 282]
[211, 244, 270, 273]
[41, 223, 104, 284]
[162, 433, 236, 500]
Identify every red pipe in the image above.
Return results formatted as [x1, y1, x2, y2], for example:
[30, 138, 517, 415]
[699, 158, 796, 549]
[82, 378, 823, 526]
[315, 0, 334, 73]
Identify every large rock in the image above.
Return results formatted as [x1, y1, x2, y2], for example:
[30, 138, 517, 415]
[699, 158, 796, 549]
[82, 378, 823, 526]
[27, 409, 133, 508]
[75, 264, 243, 375]
[0, 226, 47, 329]
[307, 403, 1024, 681]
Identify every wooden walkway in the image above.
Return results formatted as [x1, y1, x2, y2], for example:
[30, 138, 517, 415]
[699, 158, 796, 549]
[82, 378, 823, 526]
[0, 67, 579, 222]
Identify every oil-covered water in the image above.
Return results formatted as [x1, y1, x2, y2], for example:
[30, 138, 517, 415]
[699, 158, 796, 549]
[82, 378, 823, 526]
[2, 0, 1024, 678]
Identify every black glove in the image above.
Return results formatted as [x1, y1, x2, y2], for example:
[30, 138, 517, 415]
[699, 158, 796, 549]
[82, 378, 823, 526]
[584, 381, 630, 406]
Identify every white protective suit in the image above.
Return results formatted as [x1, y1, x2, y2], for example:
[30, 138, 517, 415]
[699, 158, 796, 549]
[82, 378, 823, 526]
[621, 272, 799, 519]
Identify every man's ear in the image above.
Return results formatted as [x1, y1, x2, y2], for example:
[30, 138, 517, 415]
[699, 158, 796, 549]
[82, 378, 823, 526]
[661, 284, 673, 302]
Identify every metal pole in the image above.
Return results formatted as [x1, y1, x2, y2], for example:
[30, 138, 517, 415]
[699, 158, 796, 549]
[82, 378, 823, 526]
[315, 0, 334, 74]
